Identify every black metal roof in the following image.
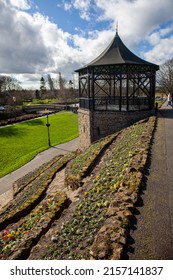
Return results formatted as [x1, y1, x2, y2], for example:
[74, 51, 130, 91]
[76, 31, 159, 71]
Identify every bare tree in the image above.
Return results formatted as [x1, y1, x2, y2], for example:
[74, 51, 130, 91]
[59, 72, 66, 90]
[58, 72, 67, 101]
[0, 75, 21, 93]
[157, 58, 173, 94]
[0, 75, 22, 105]
[47, 74, 55, 96]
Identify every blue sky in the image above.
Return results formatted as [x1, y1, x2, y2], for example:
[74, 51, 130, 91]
[30, 0, 111, 34]
[0, 0, 173, 89]
[30, 1, 94, 33]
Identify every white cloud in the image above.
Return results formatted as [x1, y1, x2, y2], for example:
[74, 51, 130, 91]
[0, 1, 76, 76]
[95, 0, 173, 46]
[148, 33, 161, 46]
[0, 2, 53, 74]
[1, 0, 173, 89]
[9, 0, 31, 10]
[0, 0, 110, 87]
[64, 2, 72, 11]
[143, 35, 173, 65]
[72, 29, 115, 65]
[63, 0, 91, 20]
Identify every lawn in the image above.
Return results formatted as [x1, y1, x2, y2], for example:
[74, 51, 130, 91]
[0, 111, 78, 178]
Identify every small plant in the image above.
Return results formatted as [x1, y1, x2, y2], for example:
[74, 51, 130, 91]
[44, 119, 155, 260]
[0, 152, 75, 230]
[65, 133, 118, 189]
[0, 192, 67, 259]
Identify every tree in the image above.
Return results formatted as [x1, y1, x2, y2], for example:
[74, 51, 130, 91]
[57, 73, 78, 102]
[0, 75, 21, 93]
[157, 58, 173, 94]
[47, 74, 54, 93]
[58, 72, 67, 101]
[0, 75, 22, 105]
[35, 89, 41, 99]
[40, 77, 46, 98]
[59, 72, 66, 91]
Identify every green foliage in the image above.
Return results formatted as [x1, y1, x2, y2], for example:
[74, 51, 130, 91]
[0, 191, 67, 259]
[0, 153, 75, 230]
[43, 120, 151, 260]
[0, 112, 78, 178]
[65, 134, 118, 189]
[0, 116, 156, 260]
[13, 155, 63, 196]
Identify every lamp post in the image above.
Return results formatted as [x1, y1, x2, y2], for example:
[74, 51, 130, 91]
[46, 112, 51, 147]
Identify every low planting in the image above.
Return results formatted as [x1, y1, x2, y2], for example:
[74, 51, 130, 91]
[0, 116, 156, 260]
[90, 117, 156, 259]
[43, 117, 156, 260]
[0, 191, 68, 260]
[65, 133, 119, 190]
[0, 153, 76, 230]
[13, 155, 63, 196]
[0, 111, 78, 178]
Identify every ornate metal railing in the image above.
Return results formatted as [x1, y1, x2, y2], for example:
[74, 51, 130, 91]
[79, 97, 153, 111]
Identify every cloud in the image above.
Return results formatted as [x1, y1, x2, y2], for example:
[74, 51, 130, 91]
[0, 0, 109, 85]
[63, 2, 72, 11]
[0, 1, 55, 74]
[8, 0, 31, 10]
[63, 0, 92, 20]
[72, 29, 115, 65]
[1, 0, 173, 89]
[143, 31, 173, 65]
[95, 0, 173, 46]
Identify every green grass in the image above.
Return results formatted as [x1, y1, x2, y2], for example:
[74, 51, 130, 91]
[0, 111, 78, 178]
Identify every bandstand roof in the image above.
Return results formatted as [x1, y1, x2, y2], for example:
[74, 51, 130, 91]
[76, 31, 159, 72]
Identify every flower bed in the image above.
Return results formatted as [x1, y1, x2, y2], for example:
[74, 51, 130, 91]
[0, 191, 68, 260]
[43, 117, 156, 260]
[0, 152, 76, 230]
[13, 155, 63, 196]
[90, 117, 156, 259]
[65, 133, 119, 190]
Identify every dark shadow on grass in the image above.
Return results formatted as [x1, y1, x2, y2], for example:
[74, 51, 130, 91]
[25, 119, 44, 126]
[0, 126, 26, 137]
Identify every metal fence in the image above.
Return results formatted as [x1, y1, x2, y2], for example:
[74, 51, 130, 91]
[79, 97, 153, 111]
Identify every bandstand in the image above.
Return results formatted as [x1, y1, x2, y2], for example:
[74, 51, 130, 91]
[75, 30, 159, 150]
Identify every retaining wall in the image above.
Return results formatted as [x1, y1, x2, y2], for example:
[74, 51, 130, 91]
[78, 108, 155, 150]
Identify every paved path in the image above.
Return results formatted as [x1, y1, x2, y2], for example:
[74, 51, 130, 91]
[0, 138, 79, 199]
[126, 102, 173, 259]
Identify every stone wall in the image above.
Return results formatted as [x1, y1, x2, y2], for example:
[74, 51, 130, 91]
[78, 109, 92, 150]
[78, 108, 155, 150]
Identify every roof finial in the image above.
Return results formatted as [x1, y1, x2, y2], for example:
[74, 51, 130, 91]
[116, 21, 118, 35]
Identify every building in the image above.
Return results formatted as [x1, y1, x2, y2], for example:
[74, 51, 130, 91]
[75, 30, 159, 150]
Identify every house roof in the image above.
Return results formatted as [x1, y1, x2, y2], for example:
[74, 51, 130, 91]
[76, 31, 159, 72]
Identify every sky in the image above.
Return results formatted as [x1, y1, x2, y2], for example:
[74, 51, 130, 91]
[0, 0, 173, 89]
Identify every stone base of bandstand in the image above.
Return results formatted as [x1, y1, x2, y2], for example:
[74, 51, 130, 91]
[78, 108, 155, 151]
